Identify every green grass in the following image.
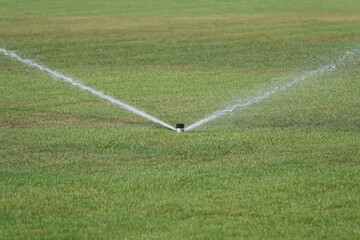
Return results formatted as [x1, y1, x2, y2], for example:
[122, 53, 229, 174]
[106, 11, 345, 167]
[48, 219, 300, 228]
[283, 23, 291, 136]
[1, 0, 360, 15]
[1, 0, 360, 239]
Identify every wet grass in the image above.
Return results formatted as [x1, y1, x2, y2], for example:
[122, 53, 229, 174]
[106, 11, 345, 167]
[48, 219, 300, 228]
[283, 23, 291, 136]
[1, 1, 360, 239]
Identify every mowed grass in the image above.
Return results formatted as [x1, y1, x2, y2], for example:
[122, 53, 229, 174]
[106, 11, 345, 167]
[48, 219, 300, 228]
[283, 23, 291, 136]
[1, 0, 360, 239]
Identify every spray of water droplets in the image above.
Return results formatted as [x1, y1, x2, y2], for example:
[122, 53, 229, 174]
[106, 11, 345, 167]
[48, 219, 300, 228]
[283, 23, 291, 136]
[185, 49, 358, 131]
[0, 48, 176, 131]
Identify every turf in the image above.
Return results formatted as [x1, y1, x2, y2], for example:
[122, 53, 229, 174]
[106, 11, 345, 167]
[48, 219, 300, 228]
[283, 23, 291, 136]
[1, 0, 360, 239]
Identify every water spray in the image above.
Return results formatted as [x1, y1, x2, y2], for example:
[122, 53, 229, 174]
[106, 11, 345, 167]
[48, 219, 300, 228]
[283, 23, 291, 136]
[1, 48, 357, 133]
[185, 49, 357, 131]
[0, 48, 176, 131]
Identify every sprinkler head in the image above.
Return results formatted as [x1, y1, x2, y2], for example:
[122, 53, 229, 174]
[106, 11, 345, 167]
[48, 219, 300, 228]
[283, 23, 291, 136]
[176, 123, 184, 133]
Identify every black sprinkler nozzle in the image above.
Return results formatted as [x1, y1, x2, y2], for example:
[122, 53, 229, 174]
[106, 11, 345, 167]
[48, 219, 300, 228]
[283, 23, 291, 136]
[176, 123, 184, 133]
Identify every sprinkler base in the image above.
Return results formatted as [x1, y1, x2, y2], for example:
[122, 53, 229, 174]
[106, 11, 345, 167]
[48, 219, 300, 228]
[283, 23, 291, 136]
[176, 123, 184, 133]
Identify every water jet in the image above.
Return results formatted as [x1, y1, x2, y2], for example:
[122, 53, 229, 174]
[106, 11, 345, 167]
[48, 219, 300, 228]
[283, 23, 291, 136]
[0, 48, 177, 131]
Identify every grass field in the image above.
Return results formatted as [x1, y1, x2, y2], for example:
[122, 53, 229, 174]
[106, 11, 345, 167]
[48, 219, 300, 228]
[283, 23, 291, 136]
[1, 0, 360, 239]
